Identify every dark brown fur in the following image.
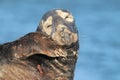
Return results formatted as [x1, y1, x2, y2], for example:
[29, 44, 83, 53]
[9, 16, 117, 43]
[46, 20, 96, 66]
[0, 32, 78, 80]
[0, 9, 79, 80]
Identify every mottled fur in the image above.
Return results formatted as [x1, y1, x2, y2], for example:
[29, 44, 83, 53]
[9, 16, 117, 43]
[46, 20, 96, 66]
[0, 9, 79, 80]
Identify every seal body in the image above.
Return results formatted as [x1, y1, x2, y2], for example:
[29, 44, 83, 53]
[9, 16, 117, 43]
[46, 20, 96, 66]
[0, 32, 67, 80]
[0, 9, 79, 80]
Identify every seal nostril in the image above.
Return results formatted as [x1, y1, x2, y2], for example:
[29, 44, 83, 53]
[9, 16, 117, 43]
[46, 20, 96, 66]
[60, 32, 64, 37]
[61, 27, 65, 32]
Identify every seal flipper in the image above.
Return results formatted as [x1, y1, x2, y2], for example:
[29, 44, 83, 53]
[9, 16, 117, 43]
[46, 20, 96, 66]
[2, 32, 67, 60]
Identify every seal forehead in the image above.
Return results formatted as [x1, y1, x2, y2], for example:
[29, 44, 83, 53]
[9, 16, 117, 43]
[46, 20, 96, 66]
[55, 10, 74, 22]
[43, 16, 53, 25]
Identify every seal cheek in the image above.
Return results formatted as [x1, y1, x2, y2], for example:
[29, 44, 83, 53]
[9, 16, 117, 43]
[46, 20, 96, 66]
[72, 33, 78, 43]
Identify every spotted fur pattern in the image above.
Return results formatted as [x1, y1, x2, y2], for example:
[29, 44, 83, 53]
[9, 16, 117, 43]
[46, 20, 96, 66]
[0, 9, 79, 80]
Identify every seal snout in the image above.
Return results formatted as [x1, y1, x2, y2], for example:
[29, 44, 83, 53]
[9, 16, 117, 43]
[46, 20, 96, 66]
[61, 32, 72, 45]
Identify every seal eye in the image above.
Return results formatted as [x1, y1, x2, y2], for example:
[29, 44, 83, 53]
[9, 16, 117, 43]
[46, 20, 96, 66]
[65, 16, 69, 19]
[47, 25, 52, 28]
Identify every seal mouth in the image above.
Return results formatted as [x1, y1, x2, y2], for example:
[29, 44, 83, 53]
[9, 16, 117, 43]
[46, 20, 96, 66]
[61, 32, 72, 45]
[52, 28, 78, 46]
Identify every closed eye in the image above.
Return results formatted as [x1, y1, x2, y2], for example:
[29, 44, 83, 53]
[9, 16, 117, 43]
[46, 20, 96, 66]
[47, 25, 52, 28]
[65, 15, 69, 19]
[64, 14, 73, 22]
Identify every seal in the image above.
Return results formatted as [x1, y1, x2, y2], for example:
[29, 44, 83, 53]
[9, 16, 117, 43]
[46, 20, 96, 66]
[0, 9, 79, 80]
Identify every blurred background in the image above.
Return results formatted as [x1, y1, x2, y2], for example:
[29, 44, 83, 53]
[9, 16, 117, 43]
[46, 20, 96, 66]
[0, 0, 120, 80]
